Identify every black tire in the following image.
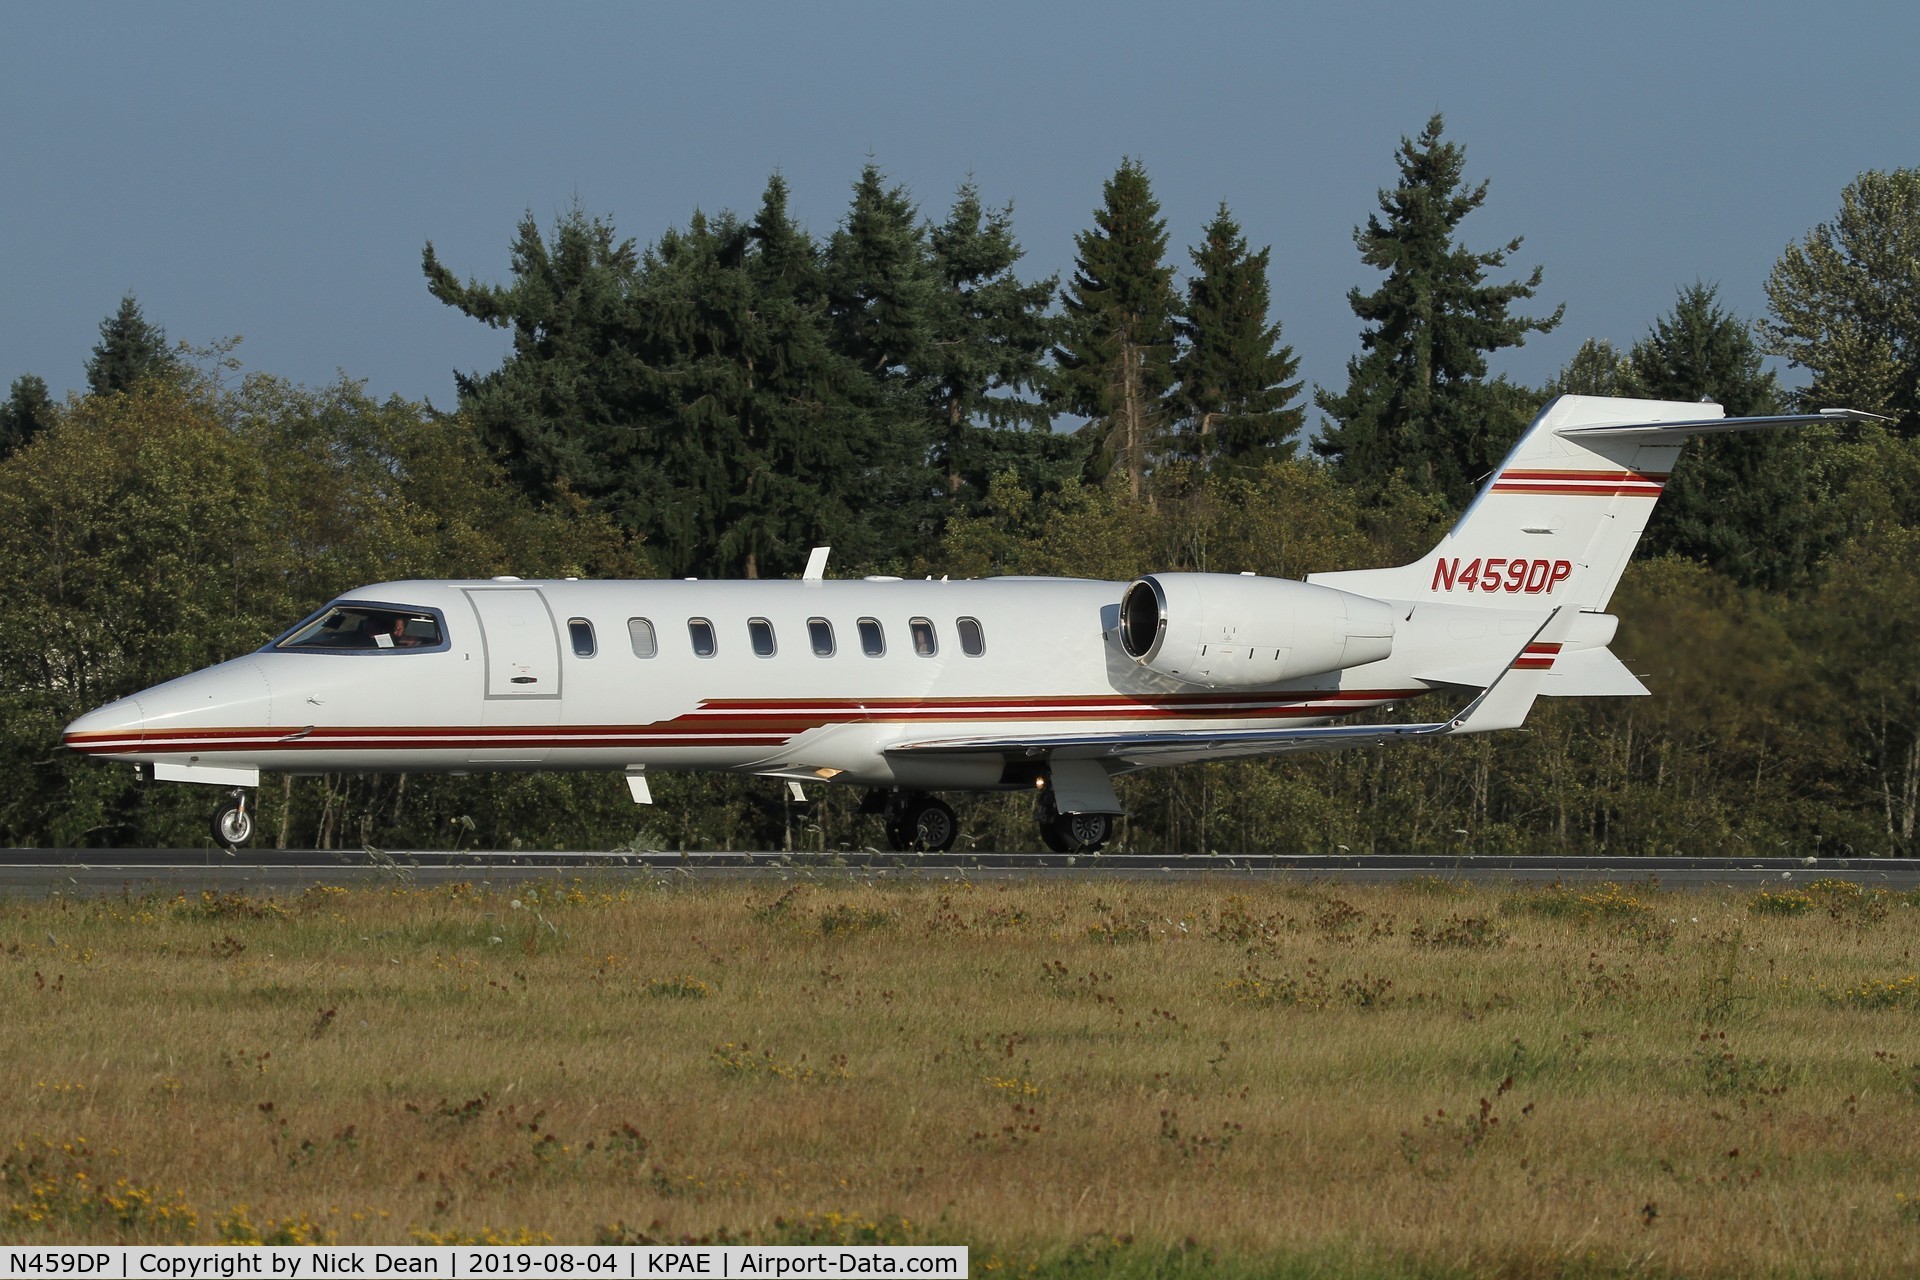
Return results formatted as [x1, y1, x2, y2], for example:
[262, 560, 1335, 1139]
[212, 797, 253, 849]
[899, 796, 957, 853]
[1057, 810, 1112, 853]
[1035, 789, 1110, 853]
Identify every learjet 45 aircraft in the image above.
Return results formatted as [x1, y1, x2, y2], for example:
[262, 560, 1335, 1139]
[64, 396, 1870, 853]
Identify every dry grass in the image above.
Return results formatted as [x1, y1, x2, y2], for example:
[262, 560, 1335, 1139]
[3, 874, 1920, 1276]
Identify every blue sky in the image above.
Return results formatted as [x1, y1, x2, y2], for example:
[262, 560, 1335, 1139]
[3, 2, 1915, 416]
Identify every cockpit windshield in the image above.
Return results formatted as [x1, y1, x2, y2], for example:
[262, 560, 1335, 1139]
[275, 604, 444, 652]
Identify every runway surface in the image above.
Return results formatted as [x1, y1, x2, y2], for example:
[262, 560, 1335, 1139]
[2, 848, 1916, 896]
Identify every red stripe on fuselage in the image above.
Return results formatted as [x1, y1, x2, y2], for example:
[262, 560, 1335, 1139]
[63, 689, 1431, 757]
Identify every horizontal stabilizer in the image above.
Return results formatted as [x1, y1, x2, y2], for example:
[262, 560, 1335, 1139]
[1420, 643, 1647, 697]
[1558, 408, 1886, 443]
[1540, 647, 1648, 697]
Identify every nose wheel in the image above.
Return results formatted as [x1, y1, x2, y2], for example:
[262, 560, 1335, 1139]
[211, 791, 254, 851]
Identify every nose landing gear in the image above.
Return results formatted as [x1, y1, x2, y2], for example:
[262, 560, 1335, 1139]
[211, 790, 254, 851]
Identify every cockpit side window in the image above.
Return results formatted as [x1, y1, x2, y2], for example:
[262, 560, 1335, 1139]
[273, 603, 447, 653]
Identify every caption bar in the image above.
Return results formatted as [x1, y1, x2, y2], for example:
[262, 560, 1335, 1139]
[0, 1248, 967, 1280]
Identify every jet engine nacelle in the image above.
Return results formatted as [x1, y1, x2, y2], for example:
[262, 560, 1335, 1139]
[1118, 573, 1398, 686]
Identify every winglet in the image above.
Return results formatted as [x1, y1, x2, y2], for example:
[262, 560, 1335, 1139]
[802, 547, 831, 581]
[1445, 607, 1576, 735]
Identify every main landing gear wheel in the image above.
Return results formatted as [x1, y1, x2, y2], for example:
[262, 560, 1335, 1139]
[211, 791, 253, 851]
[884, 794, 957, 853]
[1036, 790, 1112, 854]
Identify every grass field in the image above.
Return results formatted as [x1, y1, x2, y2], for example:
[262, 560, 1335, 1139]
[3, 873, 1919, 1278]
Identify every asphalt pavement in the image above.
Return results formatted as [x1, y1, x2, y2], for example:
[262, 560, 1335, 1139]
[1, 848, 1912, 896]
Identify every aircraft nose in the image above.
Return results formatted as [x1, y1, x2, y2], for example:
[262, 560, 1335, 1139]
[64, 694, 149, 757]
[63, 659, 273, 760]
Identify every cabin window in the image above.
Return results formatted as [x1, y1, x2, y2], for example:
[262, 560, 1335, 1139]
[909, 617, 938, 657]
[808, 617, 835, 657]
[568, 619, 597, 657]
[857, 617, 885, 657]
[748, 617, 776, 658]
[275, 603, 444, 652]
[628, 618, 657, 658]
[688, 618, 717, 658]
[957, 616, 985, 656]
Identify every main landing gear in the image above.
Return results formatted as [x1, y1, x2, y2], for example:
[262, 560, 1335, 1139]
[211, 789, 254, 851]
[1036, 788, 1112, 854]
[865, 789, 1114, 854]
[870, 792, 959, 853]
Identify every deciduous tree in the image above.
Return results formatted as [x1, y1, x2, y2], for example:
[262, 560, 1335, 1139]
[1763, 168, 1920, 434]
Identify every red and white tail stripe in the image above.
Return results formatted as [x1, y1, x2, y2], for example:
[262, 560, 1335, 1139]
[1489, 469, 1666, 498]
[1512, 642, 1562, 671]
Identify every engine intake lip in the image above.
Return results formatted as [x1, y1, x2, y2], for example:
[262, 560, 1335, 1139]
[1119, 578, 1167, 662]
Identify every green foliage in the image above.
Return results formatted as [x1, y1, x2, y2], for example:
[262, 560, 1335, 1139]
[0, 374, 56, 457]
[1170, 203, 1303, 469]
[0, 373, 647, 848]
[1763, 167, 1920, 435]
[1314, 114, 1562, 507]
[422, 206, 645, 519]
[923, 181, 1071, 503]
[1542, 338, 1634, 398]
[84, 293, 181, 397]
[1053, 158, 1182, 498]
[1625, 283, 1823, 590]
[427, 169, 1066, 578]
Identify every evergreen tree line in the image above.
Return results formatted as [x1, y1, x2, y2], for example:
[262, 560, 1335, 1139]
[6, 121, 1920, 854]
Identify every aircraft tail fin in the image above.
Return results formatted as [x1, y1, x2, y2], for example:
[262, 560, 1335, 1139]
[1308, 396, 1876, 612]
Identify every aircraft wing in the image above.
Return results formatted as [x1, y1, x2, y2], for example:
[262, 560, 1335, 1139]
[886, 608, 1575, 773]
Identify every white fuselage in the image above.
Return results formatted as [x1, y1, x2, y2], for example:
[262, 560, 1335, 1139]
[63, 576, 1432, 791]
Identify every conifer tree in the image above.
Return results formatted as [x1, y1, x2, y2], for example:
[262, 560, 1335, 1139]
[1171, 202, 1303, 467]
[1629, 283, 1818, 590]
[84, 294, 179, 396]
[1542, 338, 1635, 397]
[637, 177, 918, 578]
[1054, 159, 1181, 498]
[825, 164, 937, 382]
[722, 175, 915, 577]
[924, 182, 1064, 500]
[423, 207, 646, 507]
[1314, 116, 1561, 506]
[0, 375, 55, 457]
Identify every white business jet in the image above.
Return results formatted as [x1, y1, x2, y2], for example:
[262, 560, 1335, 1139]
[63, 396, 1868, 853]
